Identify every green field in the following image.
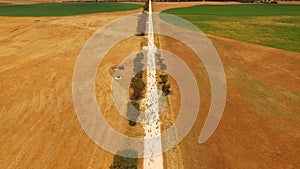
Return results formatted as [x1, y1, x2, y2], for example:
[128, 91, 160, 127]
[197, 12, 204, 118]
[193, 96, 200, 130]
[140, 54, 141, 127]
[0, 2, 141, 16]
[163, 4, 300, 52]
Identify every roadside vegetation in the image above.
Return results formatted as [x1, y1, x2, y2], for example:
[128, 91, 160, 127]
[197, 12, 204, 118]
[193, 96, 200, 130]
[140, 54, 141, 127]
[136, 12, 147, 36]
[126, 102, 141, 126]
[0, 2, 141, 16]
[126, 52, 146, 126]
[163, 4, 300, 52]
[133, 53, 145, 76]
[159, 74, 171, 96]
[110, 149, 138, 169]
[130, 73, 146, 101]
[156, 52, 167, 70]
[155, 52, 170, 96]
[131, 53, 146, 101]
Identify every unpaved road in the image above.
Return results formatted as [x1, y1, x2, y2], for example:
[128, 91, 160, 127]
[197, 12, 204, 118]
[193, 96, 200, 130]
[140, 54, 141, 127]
[143, 1, 163, 168]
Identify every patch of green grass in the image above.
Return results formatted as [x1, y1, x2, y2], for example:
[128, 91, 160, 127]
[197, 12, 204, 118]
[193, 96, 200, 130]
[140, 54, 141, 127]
[225, 63, 300, 123]
[163, 4, 300, 52]
[0, 2, 141, 16]
[164, 4, 300, 16]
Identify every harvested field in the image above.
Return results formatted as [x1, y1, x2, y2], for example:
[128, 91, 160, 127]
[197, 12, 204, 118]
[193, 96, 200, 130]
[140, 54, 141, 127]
[158, 34, 299, 169]
[0, 1, 299, 169]
[0, 8, 145, 168]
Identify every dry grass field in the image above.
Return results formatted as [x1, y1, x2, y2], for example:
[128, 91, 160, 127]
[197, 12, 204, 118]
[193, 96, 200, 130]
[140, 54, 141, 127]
[0, 1, 299, 169]
[159, 34, 299, 168]
[0, 5, 145, 168]
[155, 3, 299, 169]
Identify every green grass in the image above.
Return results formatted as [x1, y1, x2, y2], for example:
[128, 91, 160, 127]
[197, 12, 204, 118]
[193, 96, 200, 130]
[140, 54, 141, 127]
[163, 4, 300, 52]
[0, 2, 141, 16]
[225, 63, 300, 123]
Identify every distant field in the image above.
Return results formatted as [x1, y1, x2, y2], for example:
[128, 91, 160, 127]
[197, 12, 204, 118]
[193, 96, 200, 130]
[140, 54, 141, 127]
[163, 4, 300, 52]
[0, 2, 141, 16]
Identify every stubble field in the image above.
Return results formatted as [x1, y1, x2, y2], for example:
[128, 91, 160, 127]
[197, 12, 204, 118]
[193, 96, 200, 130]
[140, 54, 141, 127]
[0, 1, 299, 169]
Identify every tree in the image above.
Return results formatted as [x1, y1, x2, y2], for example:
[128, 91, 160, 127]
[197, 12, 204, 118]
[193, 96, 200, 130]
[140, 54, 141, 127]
[136, 71, 143, 79]
[110, 149, 138, 169]
[162, 83, 171, 96]
[133, 53, 144, 73]
[156, 53, 167, 70]
[126, 102, 140, 126]
[130, 75, 145, 100]
[159, 74, 168, 84]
